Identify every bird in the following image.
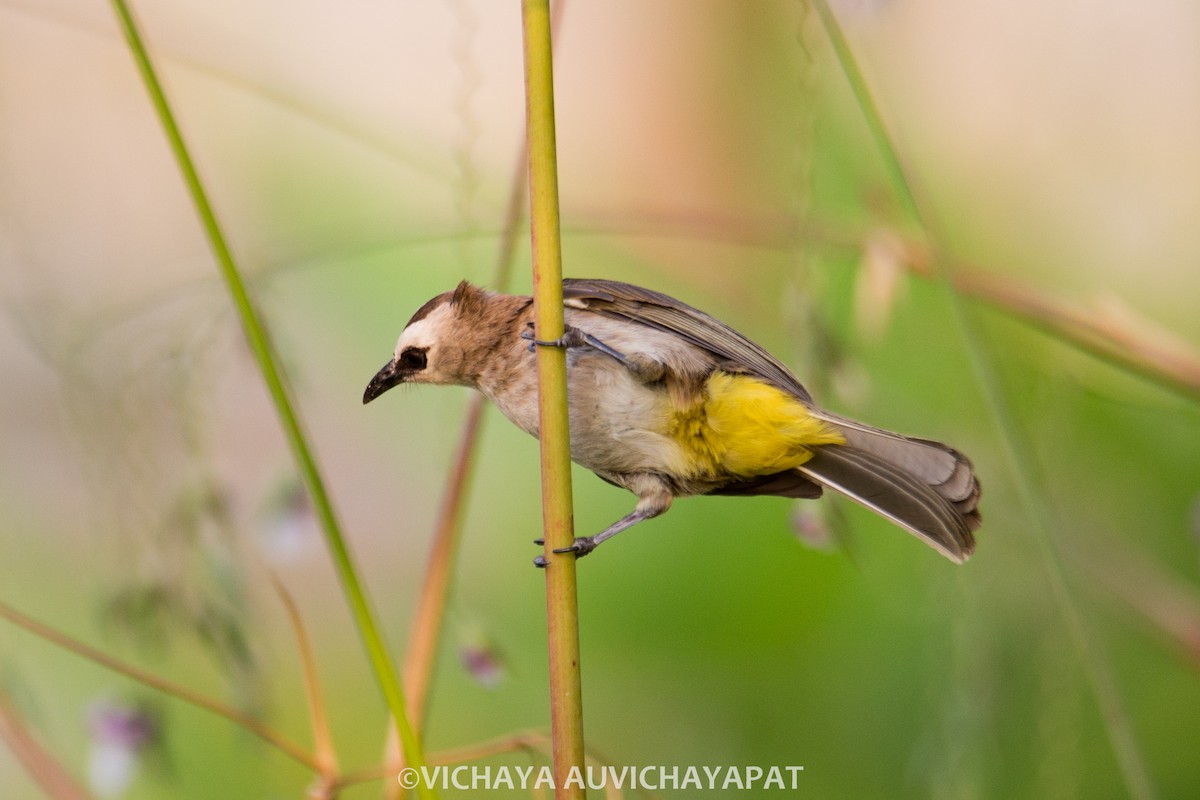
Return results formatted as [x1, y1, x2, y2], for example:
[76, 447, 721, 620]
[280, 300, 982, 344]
[363, 278, 981, 566]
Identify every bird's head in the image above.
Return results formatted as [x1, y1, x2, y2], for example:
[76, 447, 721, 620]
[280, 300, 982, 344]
[362, 281, 491, 403]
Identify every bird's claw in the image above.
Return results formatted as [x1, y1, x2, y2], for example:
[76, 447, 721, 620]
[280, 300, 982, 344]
[532, 536, 596, 568]
[555, 537, 597, 556]
[520, 327, 576, 352]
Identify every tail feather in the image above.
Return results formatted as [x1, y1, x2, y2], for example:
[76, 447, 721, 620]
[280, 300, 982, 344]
[798, 417, 981, 562]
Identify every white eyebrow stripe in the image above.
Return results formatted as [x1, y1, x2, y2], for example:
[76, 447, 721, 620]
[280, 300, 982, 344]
[394, 309, 448, 357]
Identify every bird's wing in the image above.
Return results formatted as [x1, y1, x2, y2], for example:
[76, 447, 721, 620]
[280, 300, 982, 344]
[562, 278, 813, 402]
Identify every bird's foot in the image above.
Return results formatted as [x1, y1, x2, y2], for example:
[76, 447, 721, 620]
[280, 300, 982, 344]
[520, 323, 592, 352]
[532, 536, 597, 568]
[521, 324, 663, 381]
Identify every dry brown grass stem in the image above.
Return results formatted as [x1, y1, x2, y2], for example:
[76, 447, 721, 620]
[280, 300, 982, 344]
[0, 688, 93, 800]
[0, 599, 317, 769]
[384, 4, 569, 795]
[569, 209, 1200, 401]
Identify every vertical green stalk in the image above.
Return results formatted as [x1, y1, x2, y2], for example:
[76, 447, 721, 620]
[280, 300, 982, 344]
[520, 0, 587, 796]
[812, 3, 1155, 799]
[106, 3, 434, 796]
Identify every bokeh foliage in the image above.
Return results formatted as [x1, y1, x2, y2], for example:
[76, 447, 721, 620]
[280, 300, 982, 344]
[2, 1, 1199, 798]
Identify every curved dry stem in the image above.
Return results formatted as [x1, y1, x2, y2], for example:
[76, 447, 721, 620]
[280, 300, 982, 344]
[382, 12, 555, 794]
[0, 688, 93, 800]
[556, 209, 1200, 402]
[901, 246, 1200, 402]
[269, 576, 339, 778]
[396, 0, 567, 734]
[398, 98, 535, 738]
[384, 3, 570, 794]
[0, 599, 317, 770]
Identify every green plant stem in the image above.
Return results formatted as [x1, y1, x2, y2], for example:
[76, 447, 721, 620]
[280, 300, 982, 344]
[521, 0, 586, 796]
[812, 3, 1156, 799]
[0, 599, 315, 770]
[106, 3, 433, 796]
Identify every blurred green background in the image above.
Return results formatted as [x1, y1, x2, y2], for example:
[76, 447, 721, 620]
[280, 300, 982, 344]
[2, 1, 1199, 798]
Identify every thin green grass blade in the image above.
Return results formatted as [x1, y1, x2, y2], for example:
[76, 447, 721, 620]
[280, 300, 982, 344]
[812, 3, 1156, 798]
[105, 2, 434, 795]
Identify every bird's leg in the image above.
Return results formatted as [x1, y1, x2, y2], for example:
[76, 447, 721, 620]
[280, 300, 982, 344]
[522, 323, 664, 382]
[534, 483, 673, 567]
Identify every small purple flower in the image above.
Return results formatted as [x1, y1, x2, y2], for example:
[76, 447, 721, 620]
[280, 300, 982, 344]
[87, 699, 158, 798]
[792, 504, 835, 552]
[459, 635, 506, 689]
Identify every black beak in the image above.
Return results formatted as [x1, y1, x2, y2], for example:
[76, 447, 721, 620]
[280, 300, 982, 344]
[363, 359, 405, 404]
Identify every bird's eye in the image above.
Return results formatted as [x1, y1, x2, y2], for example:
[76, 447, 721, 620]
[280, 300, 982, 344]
[399, 348, 428, 371]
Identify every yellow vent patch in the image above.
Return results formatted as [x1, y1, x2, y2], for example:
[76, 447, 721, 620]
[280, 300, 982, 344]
[667, 372, 845, 479]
